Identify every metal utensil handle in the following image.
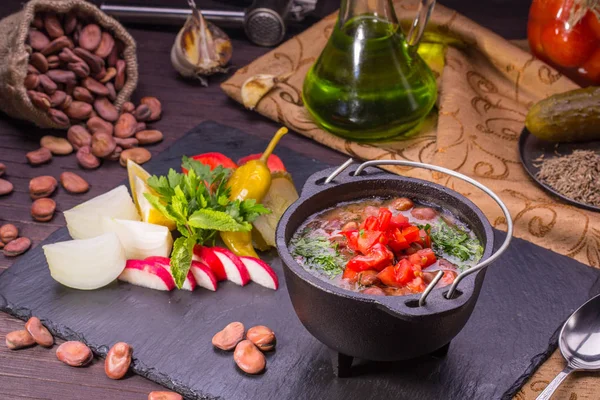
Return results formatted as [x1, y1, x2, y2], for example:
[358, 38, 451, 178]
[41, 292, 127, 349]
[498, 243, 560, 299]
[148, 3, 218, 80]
[325, 158, 513, 303]
[535, 366, 574, 400]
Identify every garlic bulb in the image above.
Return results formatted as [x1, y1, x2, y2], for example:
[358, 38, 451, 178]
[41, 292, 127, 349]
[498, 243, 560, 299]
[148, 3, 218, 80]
[241, 73, 292, 110]
[171, 3, 232, 86]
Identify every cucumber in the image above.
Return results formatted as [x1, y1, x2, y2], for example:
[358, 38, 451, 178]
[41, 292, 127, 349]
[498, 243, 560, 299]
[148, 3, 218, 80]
[525, 86, 600, 143]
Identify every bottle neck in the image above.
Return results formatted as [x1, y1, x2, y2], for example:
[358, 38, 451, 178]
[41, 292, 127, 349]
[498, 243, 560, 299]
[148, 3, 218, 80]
[338, 0, 399, 26]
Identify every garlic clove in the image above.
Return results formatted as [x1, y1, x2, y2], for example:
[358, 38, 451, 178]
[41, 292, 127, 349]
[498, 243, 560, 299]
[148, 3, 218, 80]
[241, 74, 278, 110]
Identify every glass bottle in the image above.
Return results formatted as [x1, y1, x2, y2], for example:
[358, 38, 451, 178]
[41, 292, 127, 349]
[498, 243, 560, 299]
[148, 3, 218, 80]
[302, 0, 438, 141]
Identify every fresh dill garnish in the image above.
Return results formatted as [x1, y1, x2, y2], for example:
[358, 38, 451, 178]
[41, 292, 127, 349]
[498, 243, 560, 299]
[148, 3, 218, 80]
[429, 219, 483, 262]
[291, 234, 345, 278]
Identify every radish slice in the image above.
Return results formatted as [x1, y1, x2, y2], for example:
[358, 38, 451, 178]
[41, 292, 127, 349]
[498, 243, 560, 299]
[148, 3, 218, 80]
[240, 257, 279, 290]
[145, 256, 197, 291]
[211, 247, 250, 286]
[193, 245, 227, 281]
[118, 259, 175, 291]
[43, 233, 126, 290]
[190, 261, 218, 291]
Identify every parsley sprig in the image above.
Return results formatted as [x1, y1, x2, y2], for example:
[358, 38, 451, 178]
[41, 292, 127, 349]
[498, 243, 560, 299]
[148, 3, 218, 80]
[291, 234, 345, 278]
[144, 156, 270, 288]
[429, 219, 483, 263]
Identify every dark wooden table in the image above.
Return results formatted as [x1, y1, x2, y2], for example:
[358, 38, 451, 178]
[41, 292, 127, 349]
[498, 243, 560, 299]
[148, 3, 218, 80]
[0, 0, 530, 398]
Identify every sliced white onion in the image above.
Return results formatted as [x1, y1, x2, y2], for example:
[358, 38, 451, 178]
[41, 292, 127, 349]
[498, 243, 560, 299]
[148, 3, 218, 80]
[101, 218, 173, 260]
[43, 233, 126, 290]
[64, 185, 140, 240]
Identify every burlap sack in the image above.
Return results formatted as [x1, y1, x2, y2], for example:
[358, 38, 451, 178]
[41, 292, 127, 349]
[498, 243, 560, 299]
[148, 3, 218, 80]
[0, 0, 138, 129]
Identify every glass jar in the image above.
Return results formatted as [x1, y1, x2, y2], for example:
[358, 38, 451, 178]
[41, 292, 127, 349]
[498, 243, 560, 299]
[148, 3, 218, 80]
[302, 0, 438, 141]
[528, 0, 600, 86]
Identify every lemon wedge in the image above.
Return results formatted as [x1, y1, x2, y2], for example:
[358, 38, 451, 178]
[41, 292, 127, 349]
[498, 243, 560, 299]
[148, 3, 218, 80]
[127, 159, 177, 231]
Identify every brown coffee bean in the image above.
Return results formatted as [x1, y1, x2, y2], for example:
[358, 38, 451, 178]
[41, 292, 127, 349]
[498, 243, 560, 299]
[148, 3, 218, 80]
[86, 116, 113, 135]
[0, 224, 18, 243]
[105, 82, 117, 101]
[233, 340, 266, 375]
[212, 322, 244, 351]
[41, 36, 73, 56]
[46, 55, 60, 69]
[133, 104, 151, 122]
[64, 11, 78, 35]
[114, 113, 137, 138]
[49, 90, 67, 107]
[107, 146, 123, 161]
[28, 90, 51, 111]
[65, 101, 92, 120]
[5, 330, 36, 350]
[31, 198, 56, 222]
[121, 101, 135, 114]
[26, 147, 52, 165]
[140, 97, 162, 121]
[246, 325, 276, 352]
[73, 47, 104, 74]
[58, 47, 81, 64]
[29, 52, 48, 73]
[105, 342, 132, 380]
[3, 237, 31, 257]
[38, 74, 57, 94]
[43, 13, 64, 38]
[29, 175, 58, 199]
[100, 67, 116, 83]
[92, 132, 117, 159]
[73, 86, 94, 103]
[56, 341, 93, 367]
[0, 162, 5, 177]
[114, 137, 138, 149]
[115, 59, 126, 91]
[25, 317, 54, 347]
[41, 135, 73, 155]
[95, 32, 115, 59]
[68, 61, 90, 79]
[46, 69, 76, 84]
[148, 392, 183, 400]
[93, 97, 118, 122]
[120, 148, 151, 167]
[82, 77, 109, 96]
[93, 67, 107, 81]
[76, 146, 101, 169]
[65, 82, 76, 96]
[48, 108, 70, 127]
[32, 13, 45, 30]
[79, 24, 102, 51]
[134, 122, 146, 134]
[69, 126, 93, 149]
[24, 73, 40, 90]
[60, 172, 89, 194]
[60, 94, 73, 110]
[135, 130, 163, 145]
[0, 179, 13, 196]
[28, 29, 50, 51]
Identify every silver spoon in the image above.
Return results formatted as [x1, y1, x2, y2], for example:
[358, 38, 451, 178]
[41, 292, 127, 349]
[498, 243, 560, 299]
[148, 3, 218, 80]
[536, 293, 600, 400]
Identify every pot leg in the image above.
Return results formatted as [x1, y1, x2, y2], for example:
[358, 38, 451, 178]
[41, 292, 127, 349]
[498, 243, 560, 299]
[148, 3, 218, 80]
[429, 342, 451, 359]
[330, 349, 354, 378]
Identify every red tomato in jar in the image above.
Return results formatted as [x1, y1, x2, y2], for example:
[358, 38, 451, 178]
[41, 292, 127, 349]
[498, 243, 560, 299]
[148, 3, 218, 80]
[584, 11, 600, 39]
[408, 248, 437, 268]
[529, 0, 570, 23]
[541, 20, 597, 67]
[580, 48, 600, 82]
[347, 243, 393, 272]
[528, 21, 547, 59]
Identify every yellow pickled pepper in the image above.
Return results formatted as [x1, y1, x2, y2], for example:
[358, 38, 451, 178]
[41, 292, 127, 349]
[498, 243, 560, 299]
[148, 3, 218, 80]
[220, 127, 288, 257]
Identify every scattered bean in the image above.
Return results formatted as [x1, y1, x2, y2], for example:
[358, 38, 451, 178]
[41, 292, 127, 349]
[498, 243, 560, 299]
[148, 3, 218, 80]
[3, 237, 31, 257]
[79, 24, 102, 51]
[120, 147, 151, 167]
[25, 316, 53, 347]
[246, 325, 276, 352]
[91, 132, 117, 158]
[5, 330, 36, 350]
[105, 342, 132, 379]
[0, 224, 18, 243]
[67, 125, 92, 149]
[95, 32, 115, 59]
[148, 392, 183, 400]
[76, 146, 101, 169]
[26, 147, 52, 165]
[93, 97, 118, 122]
[233, 340, 266, 374]
[73, 86, 94, 103]
[48, 107, 70, 127]
[82, 77, 109, 97]
[114, 113, 137, 138]
[56, 341, 93, 367]
[114, 137, 138, 149]
[0, 179, 13, 196]
[133, 104, 151, 121]
[141, 97, 162, 121]
[121, 101, 135, 114]
[29, 175, 58, 199]
[86, 116, 113, 135]
[65, 101, 93, 120]
[60, 172, 89, 194]
[135, 130, 163, 145]
[0, 162, 5, 176]
[212, 322, 244, 351]
[31, 198, 56, 222]
[40, 135, 73, 155]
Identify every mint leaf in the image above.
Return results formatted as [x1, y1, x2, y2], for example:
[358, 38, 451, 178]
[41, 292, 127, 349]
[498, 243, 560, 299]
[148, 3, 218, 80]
[170, 236, 194, 289]
[146, 175, 173, 198]
[143, 193, 180, 223]
[240, 199, 270, 222]
[188, 209, 251, 232]
[167, 168, 184, 190]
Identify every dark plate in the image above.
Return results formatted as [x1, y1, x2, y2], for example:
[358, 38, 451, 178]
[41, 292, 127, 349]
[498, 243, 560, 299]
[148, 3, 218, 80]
[518, 127, 600, 212]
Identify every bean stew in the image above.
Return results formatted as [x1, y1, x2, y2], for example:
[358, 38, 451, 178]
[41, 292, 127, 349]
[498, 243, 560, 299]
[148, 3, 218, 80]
[290, 197, 483, 297]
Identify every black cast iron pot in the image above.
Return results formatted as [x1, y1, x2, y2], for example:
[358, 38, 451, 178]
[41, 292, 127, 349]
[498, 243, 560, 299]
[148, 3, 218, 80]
[276, 160, 511, 364]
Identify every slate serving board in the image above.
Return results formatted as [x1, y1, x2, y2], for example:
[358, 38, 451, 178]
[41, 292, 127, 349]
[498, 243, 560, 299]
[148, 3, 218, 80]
[1, 121, 600, 400]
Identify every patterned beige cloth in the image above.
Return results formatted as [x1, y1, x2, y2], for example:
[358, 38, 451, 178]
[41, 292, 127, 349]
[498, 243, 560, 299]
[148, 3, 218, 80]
[222, 1, 600, 398]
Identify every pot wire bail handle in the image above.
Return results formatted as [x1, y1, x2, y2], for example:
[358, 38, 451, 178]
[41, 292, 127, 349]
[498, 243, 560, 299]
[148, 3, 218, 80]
[325, 158, 513, 305]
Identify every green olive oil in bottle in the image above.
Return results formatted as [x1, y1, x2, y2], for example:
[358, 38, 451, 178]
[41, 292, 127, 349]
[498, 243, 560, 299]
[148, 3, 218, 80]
[302, 0, 437, 141]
